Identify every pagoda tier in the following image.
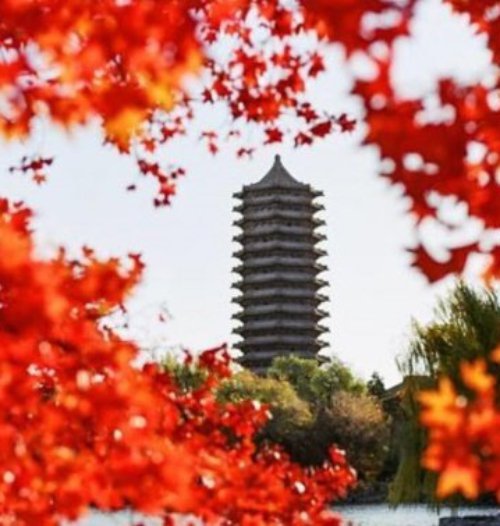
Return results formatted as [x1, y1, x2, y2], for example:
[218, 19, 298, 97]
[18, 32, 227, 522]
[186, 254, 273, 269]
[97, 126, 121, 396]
[234, 260, 328, 275]
[232, 155, 329, 373]
[233, 288, 328, 305]
[233, 201, 325, 213]
[233, 304, 328, 321]
[234, 212, 325, 225]
[234, 242, 327, 258]
[233, 275, 328, 290]
[235, 334, 328, 349]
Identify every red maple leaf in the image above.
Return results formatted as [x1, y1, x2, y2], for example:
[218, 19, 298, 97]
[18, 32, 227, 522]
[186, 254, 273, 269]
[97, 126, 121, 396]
[264, 127, 283, 144]
[337, 113, 356, 132]
[409, 243, 479, 283]
[310, 120, 332, 138]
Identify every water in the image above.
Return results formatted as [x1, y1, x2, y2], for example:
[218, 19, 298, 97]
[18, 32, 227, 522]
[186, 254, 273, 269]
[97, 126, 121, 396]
[76, 505, 499, 525]
[338, 504, 499, 526]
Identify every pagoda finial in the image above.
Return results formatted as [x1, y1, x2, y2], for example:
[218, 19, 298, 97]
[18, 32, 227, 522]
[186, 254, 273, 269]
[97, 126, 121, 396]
[273, 154, 284, 169]
[251, 154, 303, 188]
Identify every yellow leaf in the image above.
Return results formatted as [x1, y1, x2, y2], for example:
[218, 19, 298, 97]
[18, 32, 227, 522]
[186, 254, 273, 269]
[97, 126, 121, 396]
[461, 359, 495, 394]
[418, 378, 463, 430]
[437, 465, 479, 500]
[104, 108, 146, 152]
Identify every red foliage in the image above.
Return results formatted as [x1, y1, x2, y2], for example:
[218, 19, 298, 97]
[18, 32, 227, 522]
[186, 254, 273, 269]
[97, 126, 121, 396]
[339, 0, 500, 282]
[0, 199, 355, 525]
[0, 0, 204, 141]
[355, 63, 500, 281]
[0, 0, 363, 209]
[301, 0, 416, 53]
[419, 348, 500, 501]
[9, 156, 53, 185]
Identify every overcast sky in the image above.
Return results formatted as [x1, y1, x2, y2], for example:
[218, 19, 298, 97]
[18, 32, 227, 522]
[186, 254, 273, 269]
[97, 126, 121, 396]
[0, 0, 494, 385]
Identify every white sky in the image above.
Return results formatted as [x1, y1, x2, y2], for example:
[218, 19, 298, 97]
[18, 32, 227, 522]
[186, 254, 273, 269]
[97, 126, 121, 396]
[0, 0, 493, 385]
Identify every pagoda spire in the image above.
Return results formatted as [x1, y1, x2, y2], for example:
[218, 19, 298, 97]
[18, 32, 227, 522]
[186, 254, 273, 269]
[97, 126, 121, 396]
[250, 154, 303, 189]
[232, 157, 329, 373]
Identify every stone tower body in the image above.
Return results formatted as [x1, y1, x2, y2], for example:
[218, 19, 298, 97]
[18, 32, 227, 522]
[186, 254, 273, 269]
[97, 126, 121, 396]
[232, 156, 329, 372]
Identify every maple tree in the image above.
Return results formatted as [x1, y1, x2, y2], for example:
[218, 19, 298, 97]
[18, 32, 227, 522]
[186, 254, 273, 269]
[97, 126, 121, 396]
[0, 198, 356, 525]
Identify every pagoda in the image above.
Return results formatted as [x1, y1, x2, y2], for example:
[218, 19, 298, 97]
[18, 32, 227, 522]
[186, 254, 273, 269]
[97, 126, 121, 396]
[232, 155, 329, 372]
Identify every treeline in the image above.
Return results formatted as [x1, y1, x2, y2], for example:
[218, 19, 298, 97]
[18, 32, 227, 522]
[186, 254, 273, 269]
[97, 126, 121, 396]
[165, 283, 500, 506]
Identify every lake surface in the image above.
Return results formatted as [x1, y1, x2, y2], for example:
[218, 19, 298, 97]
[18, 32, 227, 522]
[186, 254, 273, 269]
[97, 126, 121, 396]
[76, 505, 500, 526]
[338, 505, 499, 526]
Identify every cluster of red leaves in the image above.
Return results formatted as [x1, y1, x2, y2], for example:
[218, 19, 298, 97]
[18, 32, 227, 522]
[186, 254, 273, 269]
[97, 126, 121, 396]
[0, 198, 355, 526]
[200, 12, 346, 139]
[0, 0, 239, 143]
[419, 347, 500, 501]
[346, 0, 500, 282]
[0, 0, 414, 140]
[355, 65, 500, 282]
[8, 155, 53, 185]
[192, 0, 417, 171]
[2, 0, 411, 209]
[0, 0, 333, 193]
[301, 0, 416, 53]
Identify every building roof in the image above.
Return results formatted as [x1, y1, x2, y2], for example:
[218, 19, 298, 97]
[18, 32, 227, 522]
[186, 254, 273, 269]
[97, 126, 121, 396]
[381, 375, 433, 402]
[249, 155, 306, 189]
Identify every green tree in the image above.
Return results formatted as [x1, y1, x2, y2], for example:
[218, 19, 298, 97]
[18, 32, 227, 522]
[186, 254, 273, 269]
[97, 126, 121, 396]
[365, 371, 405, 486]
[388, 376, 436, 504]
[400, 282, 500, 386]
[163, 354, 208, 392]
[367, 372, 386, 399]
[322, 390, 390, 484]
[217, 370, 315, 457]
[260, 356, 389, 481]
[268, 355, 365, 407]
